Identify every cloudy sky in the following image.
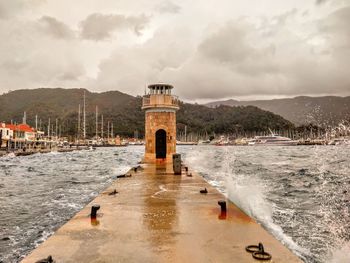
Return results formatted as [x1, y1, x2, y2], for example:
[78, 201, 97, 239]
[0, 0, 349, 101]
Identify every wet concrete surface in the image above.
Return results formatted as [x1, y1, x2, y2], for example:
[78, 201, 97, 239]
[22, 164, 302, 263]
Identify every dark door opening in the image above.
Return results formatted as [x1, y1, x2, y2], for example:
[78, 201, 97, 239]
[155, 129, 167, 159]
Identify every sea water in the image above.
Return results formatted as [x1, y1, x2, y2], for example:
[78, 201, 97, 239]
[0, 146, 349, 263]
[178, 145, 350, 263]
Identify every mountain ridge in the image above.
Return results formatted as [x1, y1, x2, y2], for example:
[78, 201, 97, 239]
[0, 88, 294, 137]
[205, 96, 350, 125]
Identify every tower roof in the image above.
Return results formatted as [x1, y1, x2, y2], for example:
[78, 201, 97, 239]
[148, 84, 173, 90]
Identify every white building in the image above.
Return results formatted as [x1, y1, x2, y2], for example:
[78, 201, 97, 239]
[0, 122, 13, 147]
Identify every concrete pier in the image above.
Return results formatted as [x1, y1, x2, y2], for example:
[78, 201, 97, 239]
[22, 164, 302, 263]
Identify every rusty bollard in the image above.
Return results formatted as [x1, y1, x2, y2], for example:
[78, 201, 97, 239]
[218, 200, 227, 212]
[218, 200, 227, 220]
[91, 205, 100, 219]
[91, 205, 100, 226]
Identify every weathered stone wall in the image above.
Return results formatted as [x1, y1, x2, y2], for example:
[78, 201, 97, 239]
[144, 111, 176, 163]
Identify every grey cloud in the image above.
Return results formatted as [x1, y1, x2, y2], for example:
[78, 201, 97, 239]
[198, 22, 279, 76]
[79, 13, 150, 41]
[315, 0, 345, 5]
[273, 9, 298, 25]
[38, 16, 75, 39]
[0, 0, 45, 19]
[156, 1, 181, 14]
[87, 3, 350, 100]
[57, 65, 85, 81]
[319, 6, 350, 41]
[162, 9, 350, 100]
[198, 23, 253, 63]
[0, 18, 85, 90]
[316, 0, 329, 5]
[0, 0, 24, 19]
[1, 0, 350, 101]
[90, 27, 194, 93]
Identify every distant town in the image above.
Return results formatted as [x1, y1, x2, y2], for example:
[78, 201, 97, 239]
[1, 113, 349, 158]
[1, 89, 349, 157]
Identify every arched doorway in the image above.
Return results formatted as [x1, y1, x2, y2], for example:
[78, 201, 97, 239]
[155, 129, 167, 159]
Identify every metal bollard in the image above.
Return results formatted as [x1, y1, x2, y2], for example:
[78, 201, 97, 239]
[91, 205, 100, 219]
[218, 200, 227, 212]
[173, 154, 182, 175]
[218, 200, 227, 220]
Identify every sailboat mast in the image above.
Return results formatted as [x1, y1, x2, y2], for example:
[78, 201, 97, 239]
[101, 115, 104, 139]
[78, 104, 81, 139]
[55, 118, 58, 140]
[107, 121, 110, 140]
[48, 118, 50, 137]
[83, 91, 86, 139]
[95, 105, 98, 139]
[23, 111, 27, 124]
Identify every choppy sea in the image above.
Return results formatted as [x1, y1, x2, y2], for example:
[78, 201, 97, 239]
[0, 145, 349, 263]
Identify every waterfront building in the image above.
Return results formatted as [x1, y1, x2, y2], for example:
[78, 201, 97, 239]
[142, 84, 179, 163]
[2, 123, 37, 149]
[18, 124, 36, 141]
[6, 124, 25, 141]
[0, 123, 13, 148]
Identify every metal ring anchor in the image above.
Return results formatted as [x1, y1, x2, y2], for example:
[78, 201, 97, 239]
[246, 243, 272, 261]
[252, 251, 272, 261]
[245, 245, 261, 253]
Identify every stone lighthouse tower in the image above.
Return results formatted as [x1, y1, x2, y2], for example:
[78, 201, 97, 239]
[142, 84, 179, 163]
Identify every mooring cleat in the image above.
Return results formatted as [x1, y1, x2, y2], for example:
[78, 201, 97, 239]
[200, 188, 208, 194]
[117, 174, 132, 178]
[108, 189, 118, 196]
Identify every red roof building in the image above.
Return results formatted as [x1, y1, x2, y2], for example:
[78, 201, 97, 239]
[17, 124, 35, 133]
[5, 123, 36, 141]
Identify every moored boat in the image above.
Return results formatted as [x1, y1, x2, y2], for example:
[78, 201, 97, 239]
[176, 141, 198, 145]
[248, 130, 297, 146]
[328, 138, 350, 145]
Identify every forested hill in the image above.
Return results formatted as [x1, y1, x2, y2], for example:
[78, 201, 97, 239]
[0, 88, 293, 137]
[206, 96, 350, 125]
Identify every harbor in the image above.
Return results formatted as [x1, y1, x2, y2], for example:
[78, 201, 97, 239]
[1, 146, 348, 262]
[1, 84, 342, 263]
[1, 87, 349, 158]
[1, 0, 350, 262]
[21, 162, 301, 263]
[1, 120, 349, 159]
[16, 84, 303, 262]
